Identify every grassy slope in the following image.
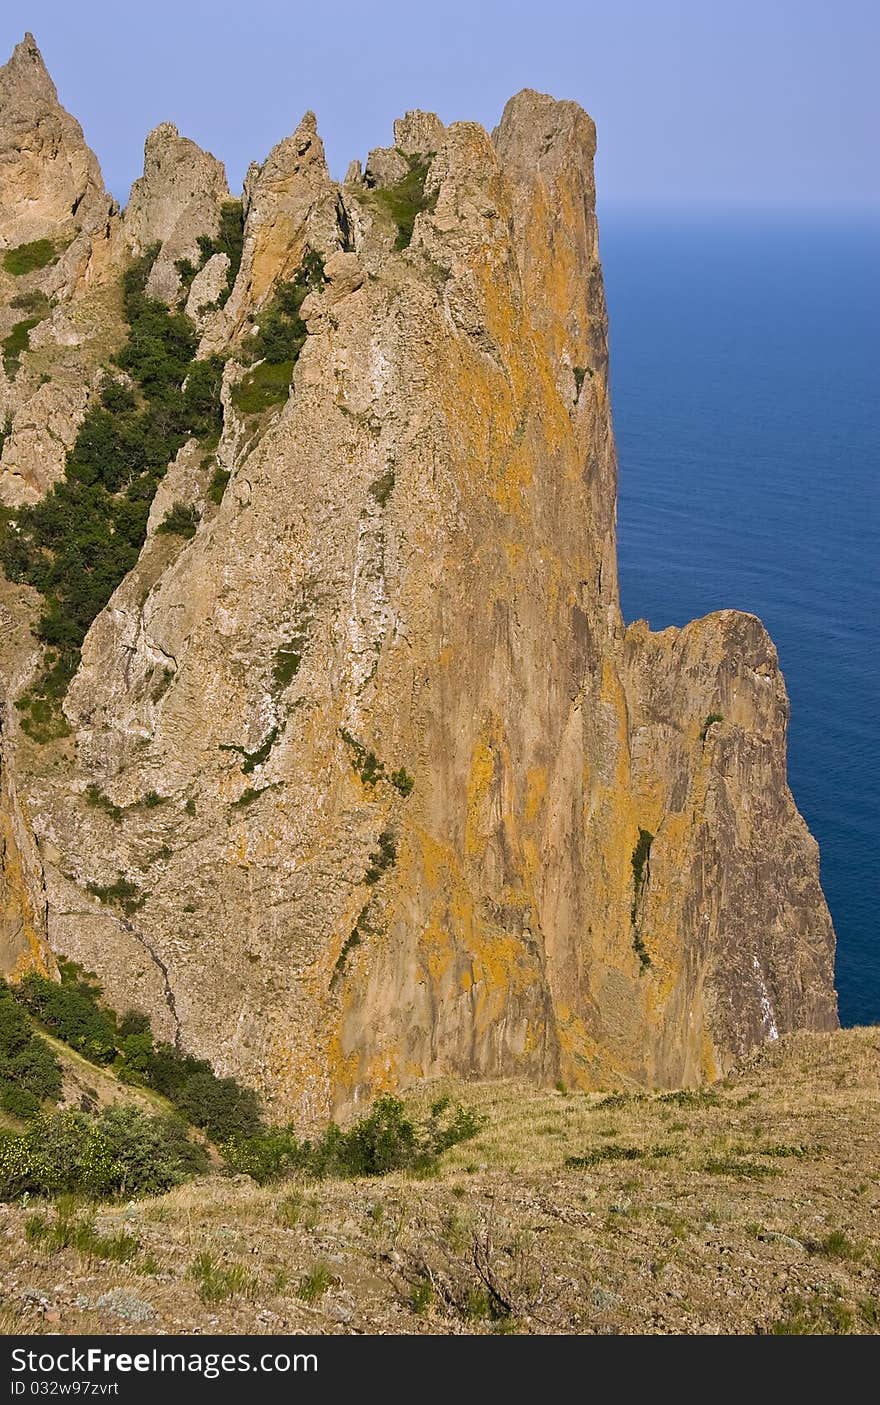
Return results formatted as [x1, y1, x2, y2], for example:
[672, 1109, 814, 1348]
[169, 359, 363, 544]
[0, 1027, 878, 1336]
[0, 1032, 175, 1134]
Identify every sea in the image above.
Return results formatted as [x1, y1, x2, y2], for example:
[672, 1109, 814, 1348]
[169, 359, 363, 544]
[600, 209, 879, 1027]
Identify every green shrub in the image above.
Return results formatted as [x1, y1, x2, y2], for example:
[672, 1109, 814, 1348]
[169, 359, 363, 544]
[188, 200, 245, 308]
[220, 727, 278, 774]
[86, 876, 144, 917]
[2, 317, 41, 377]
[250, 251, 324, 365]
[0, 982, 34, 1060]
[2, 239, 57, 275]
[2, 1037, 63, 1107]
[221, 1126, 304, 1185]
[173, 1067, 263, 1143]
[10, 290, 52, 316]
[0, 1104, 208, 1200]
[12, 963, 263, 1148]
[565, 1145, 643, 1168]
[230, 251, 324, 414]
[631, 827, 653, 897]
[333, 915, 366, 980]
[630, 827, 654, 969]
[157, 502, 200, 539]
[370, 154, 438, 250]
[84, 783, 124, 821]
[223, 1094, 484, 1185]
[409, 1277, 434, 1314]
[0, 1084, 41, 1120]
[0, 248, 225, 718]
[365, 829, 397, 884]
[340, 728, 385, 786]
[207, 464, 231, 504]
[13, 649, 73, 742]
[231, 785, 266, 808]
[700, 712, 724, 743]
[369, 468, 395, 506]
[16, 969, 118, 1064]
[390, 767, 414, 797]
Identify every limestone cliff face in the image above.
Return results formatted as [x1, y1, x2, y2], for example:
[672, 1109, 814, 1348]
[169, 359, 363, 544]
[0, 42, 837, 1116]
[0, 35, 122, 507]
[124, 123, 230, 302]
[0, 33, 108, 249]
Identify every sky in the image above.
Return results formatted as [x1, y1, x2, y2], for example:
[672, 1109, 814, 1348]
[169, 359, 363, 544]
[1, 1, 877, 212]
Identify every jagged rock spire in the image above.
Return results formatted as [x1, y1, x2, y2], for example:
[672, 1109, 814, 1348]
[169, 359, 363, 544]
[0, 32, 108, 246]
[124, 122, 230, 301]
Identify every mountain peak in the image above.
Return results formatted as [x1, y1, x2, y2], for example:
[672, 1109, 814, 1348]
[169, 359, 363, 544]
[0, 31, 107, 247]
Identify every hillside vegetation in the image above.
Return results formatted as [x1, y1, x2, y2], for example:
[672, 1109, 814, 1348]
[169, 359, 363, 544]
[0, 1028, 877, 1335]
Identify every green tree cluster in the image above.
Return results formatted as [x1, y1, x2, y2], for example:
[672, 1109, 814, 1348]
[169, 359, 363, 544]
[0, 982, 62, 1120]
[12, 963, 262, 1143]
[0, 1104, 208, 1200]
[0, 248, 224, 714]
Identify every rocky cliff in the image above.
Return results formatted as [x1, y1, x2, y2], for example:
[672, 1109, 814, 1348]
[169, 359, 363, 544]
[0, 36, 837, 1118]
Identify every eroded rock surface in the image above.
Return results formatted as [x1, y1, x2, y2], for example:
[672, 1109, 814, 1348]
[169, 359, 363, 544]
[125, 123, 230, 302]
[0, 41, 837, 1119]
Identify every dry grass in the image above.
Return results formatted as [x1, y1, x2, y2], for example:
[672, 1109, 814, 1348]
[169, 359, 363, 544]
[0, 1027, 878, 1335]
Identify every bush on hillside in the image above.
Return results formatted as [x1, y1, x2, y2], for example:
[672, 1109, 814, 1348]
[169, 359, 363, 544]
[223, 1095, 485, 1186]
[0, 982, 63, 1118]
[10, 965, 262, 1143]
[0, 1104, 209, 1201]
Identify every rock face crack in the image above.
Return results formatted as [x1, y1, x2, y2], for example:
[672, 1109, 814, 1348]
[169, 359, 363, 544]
[118, 916, 182, 1048]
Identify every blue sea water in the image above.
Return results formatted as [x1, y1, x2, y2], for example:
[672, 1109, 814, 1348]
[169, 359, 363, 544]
[600, 210, 879, 1027]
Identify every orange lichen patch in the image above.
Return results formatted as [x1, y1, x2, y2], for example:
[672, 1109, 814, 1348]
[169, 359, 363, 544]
[418, 919, 456, 985]
[698, 1026, 721, 1083]
[464, 725, 498, 862]
[7, 928, 54, 981]
[325, 1027, 361, 1101]
[225, 833, 250, 866]
[503, 541, 524, 573]
[0, 806, 54, 980]
[249, 218, 305, 305]
[470, 928, 537, 1000]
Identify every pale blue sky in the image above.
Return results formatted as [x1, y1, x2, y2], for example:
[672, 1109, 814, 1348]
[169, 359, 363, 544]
[3, 0, 877, 211]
